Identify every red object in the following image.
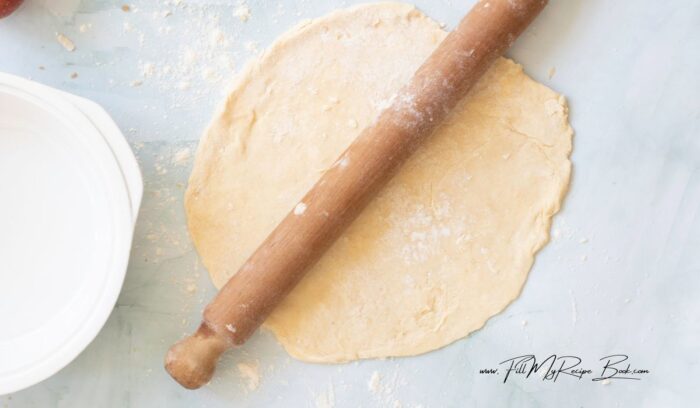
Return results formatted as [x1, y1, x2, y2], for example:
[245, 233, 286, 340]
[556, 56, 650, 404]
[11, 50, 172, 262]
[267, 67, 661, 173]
[0, 0, 24, 18]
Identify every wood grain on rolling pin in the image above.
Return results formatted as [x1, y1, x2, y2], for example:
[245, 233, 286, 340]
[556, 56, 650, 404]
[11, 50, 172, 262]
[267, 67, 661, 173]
[166, 0, 548, 389]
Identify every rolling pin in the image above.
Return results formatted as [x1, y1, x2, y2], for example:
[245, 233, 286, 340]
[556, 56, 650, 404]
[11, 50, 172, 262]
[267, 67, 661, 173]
[166, 0, 548, 389]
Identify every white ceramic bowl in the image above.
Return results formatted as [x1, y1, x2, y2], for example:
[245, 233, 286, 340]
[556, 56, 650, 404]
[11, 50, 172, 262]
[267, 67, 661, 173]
[0, 73, 142, 395]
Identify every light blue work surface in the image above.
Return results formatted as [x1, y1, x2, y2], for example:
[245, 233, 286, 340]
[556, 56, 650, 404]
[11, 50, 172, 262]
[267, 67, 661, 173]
[1, 0, 699, 406]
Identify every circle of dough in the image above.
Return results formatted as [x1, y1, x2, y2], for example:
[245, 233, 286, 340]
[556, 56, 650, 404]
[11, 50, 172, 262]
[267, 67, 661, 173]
[186, 2, 572, 362]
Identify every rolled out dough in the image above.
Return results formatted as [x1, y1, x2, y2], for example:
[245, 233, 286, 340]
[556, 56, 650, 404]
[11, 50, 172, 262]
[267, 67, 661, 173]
[186, 2, 572, 362]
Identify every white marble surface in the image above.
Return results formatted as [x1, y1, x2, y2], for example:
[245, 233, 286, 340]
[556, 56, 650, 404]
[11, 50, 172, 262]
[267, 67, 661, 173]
[1, 0, 699, 406]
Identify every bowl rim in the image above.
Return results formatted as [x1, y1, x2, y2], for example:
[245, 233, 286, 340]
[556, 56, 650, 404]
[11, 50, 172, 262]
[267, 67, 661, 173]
[0, 73, 140, 395]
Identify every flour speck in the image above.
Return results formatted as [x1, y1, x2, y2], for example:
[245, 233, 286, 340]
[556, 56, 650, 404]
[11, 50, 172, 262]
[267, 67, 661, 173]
[56, 33, 76, 52]
[236, 361, 260, 391]
[294, 202, 307, 215]
[234, 2, 251, 22]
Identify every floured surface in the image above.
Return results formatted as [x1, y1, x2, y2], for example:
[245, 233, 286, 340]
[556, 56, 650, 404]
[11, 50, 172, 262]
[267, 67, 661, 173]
[186, 2, 572, 362]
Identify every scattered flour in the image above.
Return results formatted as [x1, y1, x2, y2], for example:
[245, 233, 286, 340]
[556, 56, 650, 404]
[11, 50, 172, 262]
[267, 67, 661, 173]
[234, 2, 251, 22]
[56, 33, 76, 51]
[111, 1, 248, 109]
[294, 202, 307, 215]
[244, 41, 260, 53]
[314, 384, 335, 408]
[236, 361, 260, 391]
[368, 371, 381, 393]
[140, 62, 155, 78]
[172, 147, 192, 165]
[569, 289, 578, 325]
[366, 369, 415, 407]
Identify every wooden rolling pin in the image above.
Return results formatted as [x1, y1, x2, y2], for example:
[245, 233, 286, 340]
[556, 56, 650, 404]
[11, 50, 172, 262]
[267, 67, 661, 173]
[166, 0, 548, 389]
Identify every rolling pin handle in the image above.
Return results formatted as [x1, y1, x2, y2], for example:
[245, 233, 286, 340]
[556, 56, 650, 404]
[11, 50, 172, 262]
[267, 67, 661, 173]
[164, 323, 230, 389]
